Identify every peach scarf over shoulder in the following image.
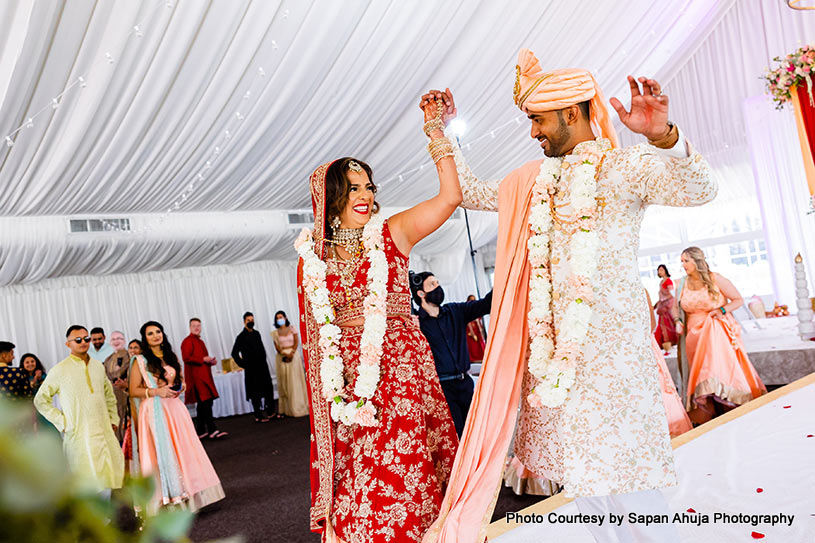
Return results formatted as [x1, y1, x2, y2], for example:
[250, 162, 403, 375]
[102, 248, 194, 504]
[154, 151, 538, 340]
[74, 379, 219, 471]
[423, 159, 542, 543]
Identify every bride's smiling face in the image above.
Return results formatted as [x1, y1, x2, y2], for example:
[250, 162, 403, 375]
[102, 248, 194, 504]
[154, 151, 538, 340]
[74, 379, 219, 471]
[338, 170, 376, 229]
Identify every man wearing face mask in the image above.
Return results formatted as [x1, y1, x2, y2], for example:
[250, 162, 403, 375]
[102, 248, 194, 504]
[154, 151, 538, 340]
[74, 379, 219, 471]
[231, 312, 280, 422]
[411, 271, 492, 436]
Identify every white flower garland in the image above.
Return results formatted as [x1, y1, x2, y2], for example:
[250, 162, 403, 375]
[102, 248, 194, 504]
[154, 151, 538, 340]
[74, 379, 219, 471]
[526, 150, 602, 408]
[295, 213, 388, 427]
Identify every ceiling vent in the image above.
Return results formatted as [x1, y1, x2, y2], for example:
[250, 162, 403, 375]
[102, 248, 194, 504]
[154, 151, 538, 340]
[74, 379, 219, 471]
[287, 211, 314, 228]
[69, 217, 131, 233]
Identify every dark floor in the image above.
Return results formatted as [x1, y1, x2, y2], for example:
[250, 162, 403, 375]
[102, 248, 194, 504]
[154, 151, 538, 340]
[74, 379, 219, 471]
[191, 415, 546, 543]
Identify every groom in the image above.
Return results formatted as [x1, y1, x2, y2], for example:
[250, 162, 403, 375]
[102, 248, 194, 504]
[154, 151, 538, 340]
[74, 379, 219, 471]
[420, 49, 716, 543]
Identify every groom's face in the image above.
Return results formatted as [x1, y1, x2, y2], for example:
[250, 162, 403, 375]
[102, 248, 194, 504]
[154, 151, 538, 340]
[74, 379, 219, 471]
[529, 108, 576, 157]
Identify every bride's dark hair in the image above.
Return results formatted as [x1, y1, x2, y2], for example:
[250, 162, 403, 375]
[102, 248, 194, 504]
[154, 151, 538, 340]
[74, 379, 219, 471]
[324, 157, 381, 232]
[139, 321, 182, 387]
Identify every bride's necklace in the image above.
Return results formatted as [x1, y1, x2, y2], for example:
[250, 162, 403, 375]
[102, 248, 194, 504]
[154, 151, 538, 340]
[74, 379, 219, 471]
[327, 227, 363, 256]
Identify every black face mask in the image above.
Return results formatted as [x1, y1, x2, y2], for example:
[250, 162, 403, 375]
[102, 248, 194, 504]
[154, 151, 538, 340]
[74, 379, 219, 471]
[246, 321, 255, 330]
[424, 286, 445, 306]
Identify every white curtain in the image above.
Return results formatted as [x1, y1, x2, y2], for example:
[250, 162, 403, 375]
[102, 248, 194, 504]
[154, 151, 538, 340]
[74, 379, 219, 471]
[0, 260, 300, 372]
[743, 94, 815, 305]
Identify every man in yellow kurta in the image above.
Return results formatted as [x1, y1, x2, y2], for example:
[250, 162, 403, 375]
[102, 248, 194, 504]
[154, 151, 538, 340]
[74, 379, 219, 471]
[34, 325, 124, 493]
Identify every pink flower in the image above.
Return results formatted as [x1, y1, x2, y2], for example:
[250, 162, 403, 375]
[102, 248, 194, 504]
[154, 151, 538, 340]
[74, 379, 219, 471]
[787, 65, 795, 73]
[355, 402, 378, 426]
[294, 228, 312, 250]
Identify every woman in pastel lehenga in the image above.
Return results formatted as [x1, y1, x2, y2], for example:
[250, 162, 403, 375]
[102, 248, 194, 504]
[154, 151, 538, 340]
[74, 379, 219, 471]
[645, 289, 691, 438]
[673, 247, 766, 425]
[296, 97, 460, 543]
[128, 321, 224, 513]
[271, 310, 309, 417]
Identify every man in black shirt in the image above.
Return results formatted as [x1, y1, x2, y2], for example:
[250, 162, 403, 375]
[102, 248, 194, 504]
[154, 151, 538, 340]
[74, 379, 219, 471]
[411, 272, 492, 436]
[231, 312, 280, 422]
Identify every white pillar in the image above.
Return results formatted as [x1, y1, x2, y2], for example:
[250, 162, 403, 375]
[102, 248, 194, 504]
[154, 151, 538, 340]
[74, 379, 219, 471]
[795, 253, 815, 340]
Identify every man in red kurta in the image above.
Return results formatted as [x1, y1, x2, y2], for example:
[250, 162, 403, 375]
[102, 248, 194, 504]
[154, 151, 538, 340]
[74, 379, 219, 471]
[181, 318, 226, 439]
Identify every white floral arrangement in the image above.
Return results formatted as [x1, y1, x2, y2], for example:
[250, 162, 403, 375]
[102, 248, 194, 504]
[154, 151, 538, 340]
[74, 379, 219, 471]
[526, 151, 601, 408]
[294, 213, 387, 427]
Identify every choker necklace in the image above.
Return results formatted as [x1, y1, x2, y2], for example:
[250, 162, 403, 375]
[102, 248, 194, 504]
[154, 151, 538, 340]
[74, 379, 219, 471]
[327, 227, 363, 256]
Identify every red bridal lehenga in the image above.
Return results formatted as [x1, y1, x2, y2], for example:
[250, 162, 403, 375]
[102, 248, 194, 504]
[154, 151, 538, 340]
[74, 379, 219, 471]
[298, 162, 458, 543]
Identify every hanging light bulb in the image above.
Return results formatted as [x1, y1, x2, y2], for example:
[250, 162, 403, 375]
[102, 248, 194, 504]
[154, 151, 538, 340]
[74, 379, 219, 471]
[283, 9, 290, 18]
[5, 136, 14, 147]
[224, 130, 232, 140]
[51, 98, 60, 110]
[197, 173, 204, 181]
[78, 76, 87, 87]
[187, 183, 194, 191]
[105, 52, 114, 64]
[214, 146, 221, 155]
[236, 112, 245, 121]
[25, 118, 33, 128]
[243, 91, 251, 100]
[271, 40, 279, 50]
[258, 67, 266, 77]
[133, 25, 143, 37]
[398, 175, 404, 182]
[173, 202, 180, 210]
[204, 160, 212, 169]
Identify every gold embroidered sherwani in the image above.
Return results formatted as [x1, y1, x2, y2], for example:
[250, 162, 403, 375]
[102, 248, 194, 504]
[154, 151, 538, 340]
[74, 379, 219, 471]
[453, 130, 716, 497]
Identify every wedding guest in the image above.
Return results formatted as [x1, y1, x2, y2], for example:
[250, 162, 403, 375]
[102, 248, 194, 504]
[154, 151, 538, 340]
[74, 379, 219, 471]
[34, 326, 124, 495]
[103, 331, 130, 443]
[19, 353, 47, 394]
[0, 341, 32, 399]
[128, 339, 142, 358]
[411, 271, 492, 436]
[271, 310, 309, 417]
[89, 327, 115, 362]
[181, 318, 227, 439]
[674, 247, 767, 424]
[654, 264, 678, 354]
[645, 290, 691, 438]
[128, 321, 224, 512]
[465, 294, 488, 364]
[231, 312, 280, 422]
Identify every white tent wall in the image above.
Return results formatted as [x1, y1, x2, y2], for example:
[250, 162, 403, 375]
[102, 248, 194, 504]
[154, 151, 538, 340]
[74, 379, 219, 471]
[0, 259, 299, 372]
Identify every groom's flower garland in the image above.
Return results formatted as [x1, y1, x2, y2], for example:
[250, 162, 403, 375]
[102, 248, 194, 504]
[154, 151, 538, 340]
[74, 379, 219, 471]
[526, 148, 602, 408]
[295, 213, 387, 427]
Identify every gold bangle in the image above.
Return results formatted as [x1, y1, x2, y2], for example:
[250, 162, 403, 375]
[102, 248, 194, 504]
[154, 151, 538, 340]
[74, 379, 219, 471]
[423, 101, 445, 137]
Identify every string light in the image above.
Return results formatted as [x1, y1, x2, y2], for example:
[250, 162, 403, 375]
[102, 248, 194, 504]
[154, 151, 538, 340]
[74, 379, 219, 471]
[3, 0, 171, 153]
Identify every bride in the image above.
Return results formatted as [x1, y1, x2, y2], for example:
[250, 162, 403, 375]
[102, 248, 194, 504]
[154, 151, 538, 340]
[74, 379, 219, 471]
[296, 96, 462, 543]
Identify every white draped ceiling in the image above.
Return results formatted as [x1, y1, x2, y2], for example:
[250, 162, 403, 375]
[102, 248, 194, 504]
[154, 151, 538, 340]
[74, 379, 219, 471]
[0, 0, 739, 285]
[2, 0, 815, 365]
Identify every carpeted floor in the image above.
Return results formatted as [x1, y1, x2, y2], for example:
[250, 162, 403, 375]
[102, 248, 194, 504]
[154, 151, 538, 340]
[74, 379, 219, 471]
[191, 414, 542, 543]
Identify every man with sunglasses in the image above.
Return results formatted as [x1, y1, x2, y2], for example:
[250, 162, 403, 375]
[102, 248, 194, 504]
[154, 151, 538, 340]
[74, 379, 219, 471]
[34, 325, 124, 495]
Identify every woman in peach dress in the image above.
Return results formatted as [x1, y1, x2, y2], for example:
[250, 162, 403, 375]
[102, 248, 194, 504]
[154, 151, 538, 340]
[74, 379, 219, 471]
[673, 247, 766, 425]
[128, 321, 225, 513]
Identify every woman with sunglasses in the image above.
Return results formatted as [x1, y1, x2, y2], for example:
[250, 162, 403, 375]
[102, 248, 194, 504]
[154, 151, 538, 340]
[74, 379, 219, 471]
[128, 321, 224, 512]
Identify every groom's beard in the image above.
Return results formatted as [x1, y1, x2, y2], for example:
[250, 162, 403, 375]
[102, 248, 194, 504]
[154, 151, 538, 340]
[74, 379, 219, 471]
[543, 118, 572, 157]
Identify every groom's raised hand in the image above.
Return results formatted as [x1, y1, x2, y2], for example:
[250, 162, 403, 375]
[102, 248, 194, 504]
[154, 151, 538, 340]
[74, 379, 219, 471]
[419, 88, 457, 125]
[610, 76, 670, 141]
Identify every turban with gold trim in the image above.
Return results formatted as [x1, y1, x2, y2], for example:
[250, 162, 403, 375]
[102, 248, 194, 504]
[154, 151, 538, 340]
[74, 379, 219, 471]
[513, 48, 619, 148]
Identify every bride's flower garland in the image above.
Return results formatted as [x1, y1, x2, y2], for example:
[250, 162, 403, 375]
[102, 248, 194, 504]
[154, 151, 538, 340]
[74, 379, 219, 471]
[295, 213, 387, 427]
[526, 147, 602, 408]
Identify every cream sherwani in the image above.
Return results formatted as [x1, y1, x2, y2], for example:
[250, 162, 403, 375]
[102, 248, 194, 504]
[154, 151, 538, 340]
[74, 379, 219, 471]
[34, 355, 124, 490]
[453, 130, 716, 497]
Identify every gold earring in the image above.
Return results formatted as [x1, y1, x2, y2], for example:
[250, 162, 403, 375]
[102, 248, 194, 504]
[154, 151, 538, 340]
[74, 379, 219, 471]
[331, 216, 341, 229]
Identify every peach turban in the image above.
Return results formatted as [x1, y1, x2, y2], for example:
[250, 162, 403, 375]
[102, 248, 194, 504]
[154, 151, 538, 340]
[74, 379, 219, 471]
[513, 48, 619, 148]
